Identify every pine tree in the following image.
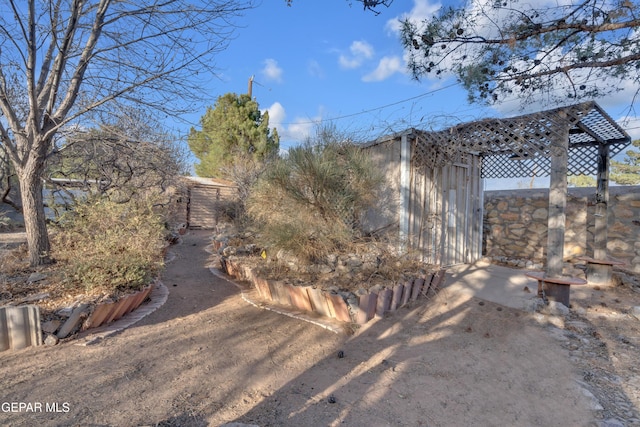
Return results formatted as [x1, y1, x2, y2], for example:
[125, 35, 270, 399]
[611, 140, 640, 185]
[188, 93, 279, 178]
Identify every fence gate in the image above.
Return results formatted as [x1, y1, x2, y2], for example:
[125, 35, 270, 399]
[187, 185, 222, 229]
[407, 155, 482, 266]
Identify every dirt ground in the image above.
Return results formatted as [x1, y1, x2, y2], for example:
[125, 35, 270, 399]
[1, 230, 639, 426]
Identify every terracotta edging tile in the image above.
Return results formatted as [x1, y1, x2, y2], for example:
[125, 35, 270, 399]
[307, 287, 332, 317]
[268, 281, 292, 306]
[411, 278, 425, 301]
[356, 291, 378, 324]
[376, 288, 393, 318]
[401, 279, 413, 306]
[325, 292, 351, 323]
[390, 283, 404, 311]
[217, 245, 444, 329]
[253, 275, 273, 301]
[286, 284, 312, 312]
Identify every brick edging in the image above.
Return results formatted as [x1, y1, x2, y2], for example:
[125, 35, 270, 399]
[215, 252, 446, 328]
[75, 281, 169, 346]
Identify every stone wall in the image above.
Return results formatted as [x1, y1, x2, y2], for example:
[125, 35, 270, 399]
[483, 186, 640, 273]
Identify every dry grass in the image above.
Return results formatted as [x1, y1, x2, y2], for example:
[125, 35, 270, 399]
[246, 141, 383, 263]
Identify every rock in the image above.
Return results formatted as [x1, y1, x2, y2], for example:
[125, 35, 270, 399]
[56, 307, 74, 318]
[57, 303, 90, 339]
[565, 320, 590, 334]
[598, 419, 625, 427]
[308, 264, 333, 274]
[345, 257, 363, 268]
[17, 292, 50, 303]
[27, 272, 47, 283]
[41, 320, 61, 334]
[44, 334, 59, 346]
[326, 253, 338, 266]
[542, 300, 570, 316]
[362, 261, 378, 271]
[573, 306, 587, 316]
[630, 306, 640, 321]
[336, 264, 351, 273]
[222, 246, 237, 256]
[522, 298, 545, 313]
[219, 424, 260, 427]
[577, 386, 604, 411]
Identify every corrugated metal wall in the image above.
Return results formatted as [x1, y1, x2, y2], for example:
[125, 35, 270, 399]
[363, 134, 483, 266]
[0, 305, 42, 352]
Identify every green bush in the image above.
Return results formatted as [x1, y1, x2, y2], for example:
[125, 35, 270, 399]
[53, 196, 167, 293]
[247, 140, 382, 262]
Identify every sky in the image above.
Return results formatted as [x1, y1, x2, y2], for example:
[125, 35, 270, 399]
[180, 0, 640, 188]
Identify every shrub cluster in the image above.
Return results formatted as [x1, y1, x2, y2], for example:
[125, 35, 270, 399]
[247, 141, 382, 262]
[52, 196, 167, 294]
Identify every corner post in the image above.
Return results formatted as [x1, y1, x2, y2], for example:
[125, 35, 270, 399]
[399, 133, 410, 253]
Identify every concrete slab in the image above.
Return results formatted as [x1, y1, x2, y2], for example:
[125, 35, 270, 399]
[443, 261, 595, 310]
[443, 261, 544, 310]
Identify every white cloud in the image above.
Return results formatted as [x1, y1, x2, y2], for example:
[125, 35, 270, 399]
[386, 0, 441, 35]
[338, 40, 374, 69]
[261, 59, 283, 83]
[263, 101, 319, 144]
[264, 102, 286, 128]
[307, 59, 325, 79]
[362, 56, 404, 82]
[287, 118, 317, 142]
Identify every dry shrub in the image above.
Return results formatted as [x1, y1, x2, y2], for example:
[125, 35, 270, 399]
[0, 243, 30, 277]
[247, 140, 383, 262]
[52, 195, 166, 293]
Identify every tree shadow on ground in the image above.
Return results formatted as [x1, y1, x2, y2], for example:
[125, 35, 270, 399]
[231, 288, 614, 427]
[157, 411, 208, 427]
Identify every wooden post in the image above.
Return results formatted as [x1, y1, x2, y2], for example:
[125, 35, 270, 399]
[589, 143, 613, 284]
[594, 143, 609, 260]
[546, 130, 569, 279]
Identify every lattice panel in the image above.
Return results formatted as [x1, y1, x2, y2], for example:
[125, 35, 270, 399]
[408, 102, 630, 179]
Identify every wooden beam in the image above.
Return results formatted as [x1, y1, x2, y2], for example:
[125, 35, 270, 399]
[546, 129, 569, 278]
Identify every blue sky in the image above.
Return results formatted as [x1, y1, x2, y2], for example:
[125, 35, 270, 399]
[182, 0, 640, 188]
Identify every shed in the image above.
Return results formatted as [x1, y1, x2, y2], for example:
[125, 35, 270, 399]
[183, 176, 237, 229]
[362, 131, 483, 266]
[363, 101, 631, 275]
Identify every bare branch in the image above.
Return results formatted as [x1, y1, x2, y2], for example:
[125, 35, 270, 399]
[402, 0, 640, 105]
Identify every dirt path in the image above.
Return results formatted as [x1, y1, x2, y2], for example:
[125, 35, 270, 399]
[0, 230, 634, 426]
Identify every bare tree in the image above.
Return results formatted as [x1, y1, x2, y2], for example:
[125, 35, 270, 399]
[49, 107, 188, 205]
[0, 0, 252, 266]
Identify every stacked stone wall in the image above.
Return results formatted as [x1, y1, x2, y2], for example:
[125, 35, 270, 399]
[483, 186, 640, 273]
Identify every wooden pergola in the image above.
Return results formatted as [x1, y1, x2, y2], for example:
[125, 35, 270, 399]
[411, 101, 631, 304]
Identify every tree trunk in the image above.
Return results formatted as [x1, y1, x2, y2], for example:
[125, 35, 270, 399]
[17, 165, 51, 266]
